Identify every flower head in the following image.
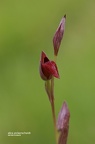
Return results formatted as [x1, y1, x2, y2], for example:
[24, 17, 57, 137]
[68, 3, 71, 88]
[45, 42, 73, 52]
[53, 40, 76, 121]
[39, 51, 59, 81]
[53, 15, 66, 56]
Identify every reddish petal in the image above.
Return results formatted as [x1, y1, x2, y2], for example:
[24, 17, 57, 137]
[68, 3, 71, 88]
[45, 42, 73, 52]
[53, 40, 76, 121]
[40, 62, 50, 80]
[39, 51, 59, 80]
[42, 61, 60, 79]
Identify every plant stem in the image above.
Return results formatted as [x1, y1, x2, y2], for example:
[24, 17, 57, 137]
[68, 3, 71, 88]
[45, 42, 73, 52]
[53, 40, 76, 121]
[51, 77, 58, 144]
[54, 55, 57, 62]
[45, 54, 58, 144]
[51, 99, 58, 144]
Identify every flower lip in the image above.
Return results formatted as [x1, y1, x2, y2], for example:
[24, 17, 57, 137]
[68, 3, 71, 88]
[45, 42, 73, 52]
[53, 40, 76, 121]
[39, 51, 59, 80]
[64, 14, 66, 18]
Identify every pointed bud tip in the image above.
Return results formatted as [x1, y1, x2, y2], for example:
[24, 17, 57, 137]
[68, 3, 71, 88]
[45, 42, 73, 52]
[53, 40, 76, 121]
[64, 14, 66, 18]
[41, 51, 46, 57]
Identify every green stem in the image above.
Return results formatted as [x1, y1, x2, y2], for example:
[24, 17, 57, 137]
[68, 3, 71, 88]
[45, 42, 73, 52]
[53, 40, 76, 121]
[51, 99, 58, 144]
[54, 55, 57, 63]
[51, 77, 58, 144]
[45, 55, 58, 144]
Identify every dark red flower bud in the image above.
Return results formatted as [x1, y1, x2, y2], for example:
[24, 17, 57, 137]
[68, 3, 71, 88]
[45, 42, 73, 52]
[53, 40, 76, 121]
[57, 101, 70, 144]
[39, 51, 59, 80]
[53, 15, 66, 56]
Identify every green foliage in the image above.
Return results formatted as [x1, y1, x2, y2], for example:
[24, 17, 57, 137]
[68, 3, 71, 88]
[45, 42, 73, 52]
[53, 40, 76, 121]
[0, 0, 95, 143]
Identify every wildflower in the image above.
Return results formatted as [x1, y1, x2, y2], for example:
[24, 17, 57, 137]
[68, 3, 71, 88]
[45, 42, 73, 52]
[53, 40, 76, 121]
[39, 51, 59, 81]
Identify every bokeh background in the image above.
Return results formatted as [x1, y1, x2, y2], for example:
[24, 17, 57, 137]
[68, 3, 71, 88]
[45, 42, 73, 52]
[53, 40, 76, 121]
[0, 0, 95, 144]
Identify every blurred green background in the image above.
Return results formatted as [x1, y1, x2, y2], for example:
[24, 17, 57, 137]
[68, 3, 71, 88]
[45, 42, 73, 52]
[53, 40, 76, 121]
[0, 0, 95, 144]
